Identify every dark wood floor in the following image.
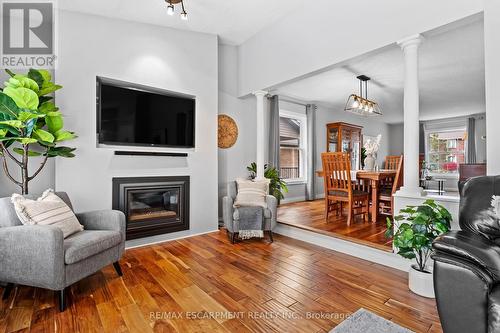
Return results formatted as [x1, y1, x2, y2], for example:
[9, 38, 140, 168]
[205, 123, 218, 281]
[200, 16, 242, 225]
[0, 231, 441, 333]
[278, 200, 393, 251]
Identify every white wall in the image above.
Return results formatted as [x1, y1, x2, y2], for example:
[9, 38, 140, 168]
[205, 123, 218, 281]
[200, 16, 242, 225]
[484, 0, 500, 174]
[55, 11, 219, 243]
[238, 0, 483, 96]
[388, 123, 404, 155]
[217, 44, 256, 216]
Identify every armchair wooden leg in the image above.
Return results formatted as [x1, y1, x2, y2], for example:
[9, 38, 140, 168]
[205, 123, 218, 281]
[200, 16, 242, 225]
[2, 283, 14, 300]
[59, 288, 66, 312]
[113, 262, 123, 277]
[269, 230, 274, 243]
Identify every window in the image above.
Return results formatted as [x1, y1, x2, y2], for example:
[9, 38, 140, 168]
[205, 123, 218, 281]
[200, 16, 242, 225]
[279, 111, 307, 182]
[426, 128, 466, 174]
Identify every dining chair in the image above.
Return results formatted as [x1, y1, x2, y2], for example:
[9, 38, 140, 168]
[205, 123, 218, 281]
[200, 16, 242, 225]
[385, 155, 402, 170]
[321, 152, 370, 225]
[379, 156, 404, 216]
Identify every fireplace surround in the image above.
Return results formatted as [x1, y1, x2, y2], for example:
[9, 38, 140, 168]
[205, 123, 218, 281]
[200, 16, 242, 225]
[112, 176, 190, 240]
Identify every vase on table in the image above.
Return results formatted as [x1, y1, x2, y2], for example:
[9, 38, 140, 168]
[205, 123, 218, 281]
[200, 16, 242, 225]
[364, 153, 376, 171]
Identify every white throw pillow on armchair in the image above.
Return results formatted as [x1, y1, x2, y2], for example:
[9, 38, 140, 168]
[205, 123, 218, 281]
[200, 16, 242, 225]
[233, 178, 270, 208]
[11, 189, 84, 238]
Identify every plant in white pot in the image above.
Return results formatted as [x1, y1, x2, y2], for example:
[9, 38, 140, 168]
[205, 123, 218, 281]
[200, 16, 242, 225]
[386, 199, 452, 298]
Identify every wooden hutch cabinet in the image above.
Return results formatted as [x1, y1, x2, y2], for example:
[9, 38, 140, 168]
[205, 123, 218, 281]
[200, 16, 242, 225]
[326, 122, 363, 171]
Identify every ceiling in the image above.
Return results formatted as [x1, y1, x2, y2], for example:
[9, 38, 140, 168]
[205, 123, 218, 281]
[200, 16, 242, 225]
[274, 17, 485, 124]
[59, 0, 305, 45]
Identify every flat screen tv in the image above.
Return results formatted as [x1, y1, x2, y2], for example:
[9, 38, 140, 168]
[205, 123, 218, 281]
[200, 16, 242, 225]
[96, 77, 195, 149]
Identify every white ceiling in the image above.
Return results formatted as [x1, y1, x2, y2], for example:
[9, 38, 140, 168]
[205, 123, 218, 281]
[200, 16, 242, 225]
[59, 0, 305, 45]
[274, 17, 485, 124]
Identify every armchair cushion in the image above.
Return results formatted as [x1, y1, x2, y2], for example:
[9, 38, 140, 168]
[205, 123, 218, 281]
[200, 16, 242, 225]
[64, 230, 122, 265]
[76, 210, 126, 240]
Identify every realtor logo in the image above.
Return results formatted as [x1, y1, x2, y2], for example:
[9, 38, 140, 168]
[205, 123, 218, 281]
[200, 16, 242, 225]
[1, 0, 57, 68]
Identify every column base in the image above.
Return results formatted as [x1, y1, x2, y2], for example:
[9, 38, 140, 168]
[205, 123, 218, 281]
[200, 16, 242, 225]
[395, 186, 426, 198]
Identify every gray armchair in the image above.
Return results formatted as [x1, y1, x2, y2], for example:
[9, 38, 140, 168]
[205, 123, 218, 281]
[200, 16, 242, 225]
[222, 181, 277, 243]
[0, 192, 125, 311]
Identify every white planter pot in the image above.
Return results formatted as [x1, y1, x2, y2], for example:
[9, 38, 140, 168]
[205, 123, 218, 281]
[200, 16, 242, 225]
[408, 265, 435, 298]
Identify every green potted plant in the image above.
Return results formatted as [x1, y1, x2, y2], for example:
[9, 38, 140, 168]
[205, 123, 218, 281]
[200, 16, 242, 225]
[386, 199, 452, 298]
[247, 162, 288, 201]
[0, 69, 76, 194]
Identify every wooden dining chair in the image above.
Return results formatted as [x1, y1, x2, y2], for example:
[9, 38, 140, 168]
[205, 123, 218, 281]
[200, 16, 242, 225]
[321, 152, 370, 225]
[379, 156, 404, 216]
[385, 155, 402, 170]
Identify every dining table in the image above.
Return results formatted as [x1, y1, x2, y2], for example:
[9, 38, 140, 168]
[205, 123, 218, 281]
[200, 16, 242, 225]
[316, 169, 397, 223]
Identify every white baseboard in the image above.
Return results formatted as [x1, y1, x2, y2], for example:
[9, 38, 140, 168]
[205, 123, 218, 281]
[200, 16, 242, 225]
[274, 223, 411, 272]
[125, 229, 219, 249]
[281, 193, 325, 204]
[281, 196, 306, 204]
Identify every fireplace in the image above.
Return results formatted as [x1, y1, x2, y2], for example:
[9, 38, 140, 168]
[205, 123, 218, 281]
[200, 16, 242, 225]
[112, 176, 190, 240]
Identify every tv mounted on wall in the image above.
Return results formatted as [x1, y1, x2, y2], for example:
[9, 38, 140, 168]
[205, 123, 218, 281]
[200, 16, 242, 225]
[96, 77, 195, 149]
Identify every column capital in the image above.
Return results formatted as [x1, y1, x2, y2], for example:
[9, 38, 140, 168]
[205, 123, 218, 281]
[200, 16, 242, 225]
[253, 90, 268, 98]
[397, 34, 424, 50]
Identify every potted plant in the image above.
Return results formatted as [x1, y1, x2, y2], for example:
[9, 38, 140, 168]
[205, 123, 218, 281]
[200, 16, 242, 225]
[247, 162, 288, 201]
[0, 69, 76, 194]
[386, 199, 452, 298]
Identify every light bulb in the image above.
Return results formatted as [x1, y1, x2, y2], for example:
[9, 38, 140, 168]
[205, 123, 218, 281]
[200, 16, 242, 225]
[364, 103, 369, 112]
[369, 104, 374, 113]
[351, 98, 359, 109]
[181, 11, 188, 20]
[358, 101, 364, 110]
[167, 5, 174, 15]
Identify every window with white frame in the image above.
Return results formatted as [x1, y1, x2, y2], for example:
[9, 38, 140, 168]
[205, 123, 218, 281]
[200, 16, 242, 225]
[279, 110, 307, 182]
[425, 127, 466, 174]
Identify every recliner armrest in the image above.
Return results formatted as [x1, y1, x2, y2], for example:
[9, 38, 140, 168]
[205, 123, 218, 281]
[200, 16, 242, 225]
[0, 225, 65, 289]
[432, 230, 500, 280]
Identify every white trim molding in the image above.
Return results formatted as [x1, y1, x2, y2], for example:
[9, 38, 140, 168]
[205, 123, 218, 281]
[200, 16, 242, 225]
[275, 223, 411, 272]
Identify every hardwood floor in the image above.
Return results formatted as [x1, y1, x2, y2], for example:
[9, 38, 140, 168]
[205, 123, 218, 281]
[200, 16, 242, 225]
[278, 200, 393, 251]
[0, 231, 441, 333]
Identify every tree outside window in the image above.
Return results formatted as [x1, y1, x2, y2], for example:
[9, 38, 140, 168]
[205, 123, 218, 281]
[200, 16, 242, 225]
[426, 129, 466, 174]
[279, 112, 307, 182]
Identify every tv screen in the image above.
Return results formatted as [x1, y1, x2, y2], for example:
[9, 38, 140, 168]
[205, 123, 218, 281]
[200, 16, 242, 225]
[97, 77, 195, 148]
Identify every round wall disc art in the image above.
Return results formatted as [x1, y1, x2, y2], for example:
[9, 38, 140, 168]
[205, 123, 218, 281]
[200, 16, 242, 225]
[218, 114, 238, 149]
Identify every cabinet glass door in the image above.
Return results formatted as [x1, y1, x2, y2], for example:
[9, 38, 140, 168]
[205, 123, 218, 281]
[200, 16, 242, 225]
[328, 127, 338, 152]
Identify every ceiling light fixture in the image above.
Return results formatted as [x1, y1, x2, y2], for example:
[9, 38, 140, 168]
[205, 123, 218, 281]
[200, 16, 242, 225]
[165, 0, 188, 20]
[344, 75, 382, 116]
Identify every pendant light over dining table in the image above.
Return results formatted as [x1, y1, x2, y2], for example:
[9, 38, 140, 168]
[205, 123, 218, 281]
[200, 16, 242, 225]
[165, 0, 188, 20]
[344, 75, 382, 116]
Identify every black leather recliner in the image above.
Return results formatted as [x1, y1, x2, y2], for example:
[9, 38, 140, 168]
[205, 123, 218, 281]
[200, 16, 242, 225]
[433, 176, 500, 333]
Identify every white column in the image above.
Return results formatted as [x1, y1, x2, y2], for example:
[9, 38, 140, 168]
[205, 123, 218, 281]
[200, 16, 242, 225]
[397, 34, 424, 196]
[253, 91, 268, 179]
[485, 0, 500, 175]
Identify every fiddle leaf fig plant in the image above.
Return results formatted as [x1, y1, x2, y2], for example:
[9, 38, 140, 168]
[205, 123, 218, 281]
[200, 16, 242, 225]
[386, 199, 452, 273]
[247, 162, 289, 200]
[0, 69, 76, 194]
